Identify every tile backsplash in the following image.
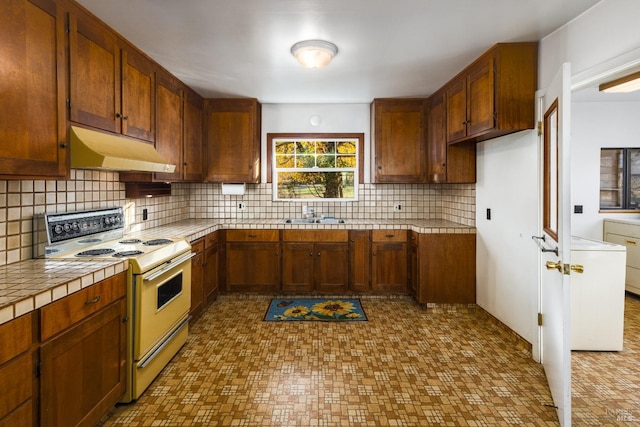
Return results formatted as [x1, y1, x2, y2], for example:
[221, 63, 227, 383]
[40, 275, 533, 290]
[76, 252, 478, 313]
[0, 171, 474, 266]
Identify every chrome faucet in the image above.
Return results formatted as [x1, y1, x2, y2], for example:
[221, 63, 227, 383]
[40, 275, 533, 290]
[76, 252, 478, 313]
[302, 205, 316, 219]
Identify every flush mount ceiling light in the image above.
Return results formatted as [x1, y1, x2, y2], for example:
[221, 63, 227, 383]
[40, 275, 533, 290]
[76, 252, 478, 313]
[291, 40, 338, 69]
[599, 71, 640, 93]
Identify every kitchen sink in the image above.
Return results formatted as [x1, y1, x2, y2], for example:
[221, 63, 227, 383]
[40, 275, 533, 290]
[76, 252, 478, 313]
[283, 218, 347, 224]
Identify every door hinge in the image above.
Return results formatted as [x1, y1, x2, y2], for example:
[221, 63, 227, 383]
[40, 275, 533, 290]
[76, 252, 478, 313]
[66, 99, 71, 110]
[65, 23, 70, 34]
[35, 360, 41, 378]
[537, 121, 543, 136]
[538, 313, 543, 326]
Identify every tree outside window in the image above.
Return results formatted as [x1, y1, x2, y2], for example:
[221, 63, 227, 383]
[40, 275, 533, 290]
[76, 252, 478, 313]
[273, 138, 358, 201]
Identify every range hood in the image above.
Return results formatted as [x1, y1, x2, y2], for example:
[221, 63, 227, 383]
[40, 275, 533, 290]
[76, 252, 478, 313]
[69, 126, 176, 173]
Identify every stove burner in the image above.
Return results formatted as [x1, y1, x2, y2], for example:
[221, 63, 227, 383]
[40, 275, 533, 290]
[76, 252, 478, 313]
[113, 250, 144, 257]
[143, 239, 173, 246]
[119, 239, 142, 244]
[78, 238, 101, 244]
[76, 248, 116, 257]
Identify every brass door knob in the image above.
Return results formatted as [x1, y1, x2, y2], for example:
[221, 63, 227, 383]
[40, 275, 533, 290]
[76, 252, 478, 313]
[545, 260, 562, 272]
[570, 264, 584, 274]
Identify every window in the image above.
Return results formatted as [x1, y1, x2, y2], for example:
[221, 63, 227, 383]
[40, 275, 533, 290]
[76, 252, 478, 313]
[600, 148, 640, 210]
[268, 134, 363, 201]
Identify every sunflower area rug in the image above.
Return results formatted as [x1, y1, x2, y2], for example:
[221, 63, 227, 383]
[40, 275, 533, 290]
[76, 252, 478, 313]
[264, 298, 367, 322]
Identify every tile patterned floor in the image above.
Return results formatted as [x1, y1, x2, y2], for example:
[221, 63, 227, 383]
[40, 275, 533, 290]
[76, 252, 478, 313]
[572, 293, 640, 426]
[100, 294, 640, 426]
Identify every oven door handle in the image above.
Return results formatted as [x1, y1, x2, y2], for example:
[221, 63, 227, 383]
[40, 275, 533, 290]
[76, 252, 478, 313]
[143, 252, 196, 282]
[137, 316, 191, 369]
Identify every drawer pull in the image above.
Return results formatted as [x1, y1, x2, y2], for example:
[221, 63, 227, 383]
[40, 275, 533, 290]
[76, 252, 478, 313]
[85, 296, 101, 305]
[248, 234, 257, 238]
[626, 240, 637, 246]
[385, 234, 394, 238]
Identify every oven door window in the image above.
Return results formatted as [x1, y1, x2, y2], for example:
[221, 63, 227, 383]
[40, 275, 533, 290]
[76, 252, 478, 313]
[157, 273, 183, 310]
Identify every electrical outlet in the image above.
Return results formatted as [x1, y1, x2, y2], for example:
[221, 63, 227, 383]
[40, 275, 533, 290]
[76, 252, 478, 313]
[394, 204, 402, 211]
[238, 203, 246, 210]
[142, 208, 148, 221]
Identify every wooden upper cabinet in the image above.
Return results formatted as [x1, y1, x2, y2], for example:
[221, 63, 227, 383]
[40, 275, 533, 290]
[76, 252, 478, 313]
[427, 89, 476, 183]
[445, 42, 537, 144]
[182, 87, 204, 182]
[203, 98, 261, 183]
[426, 90, 447, 183]
[153, 70, 183, 182]
[121, 45, 155, 142]
[0, 0, 68, 179]
[372, 98, 427, 183]
[69, 5, 156, 143]
[69, 8, 121, 134]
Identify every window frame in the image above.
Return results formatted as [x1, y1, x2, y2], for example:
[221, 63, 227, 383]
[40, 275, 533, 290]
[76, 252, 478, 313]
[599, 147, 640, 212]
[267, 133, 364, 202]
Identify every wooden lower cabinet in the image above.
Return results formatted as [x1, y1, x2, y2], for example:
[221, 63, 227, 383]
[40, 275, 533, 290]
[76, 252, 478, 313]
[203, 232, 219, 303]
[349, 230, 371, 292]
[225, 231, 281, 292]
[371, 230, 408, 293]
[281, 230, 349, 293]
[0, 313, 35, 427]
[190, 238, 205, 317]
[413, 233, 476, 304]
[282, 242, 349, 293]
[39, 273, 127, 427]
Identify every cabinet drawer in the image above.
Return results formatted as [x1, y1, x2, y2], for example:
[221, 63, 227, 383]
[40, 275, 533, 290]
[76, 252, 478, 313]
[191, 238, 204, 255]
[282, 230, 348, 242]
[205, 231, 218, 248]
[226, 229, 279, 242]
[605, 233, 640, 269]
[0, 313, 32, 366]
[372, 230, 407, 242]
[0, 352, 32, 421]
[40, 272, 126, 341]
[604, 220, 640, 239]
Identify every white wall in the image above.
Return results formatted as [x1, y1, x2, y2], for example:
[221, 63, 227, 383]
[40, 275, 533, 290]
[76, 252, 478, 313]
[572, 101, 640, 240]
[476, 0, 640, 344]
[539, 0, 640, 90]
[476, 131, 539, 342]
[261, 103, 371, 183]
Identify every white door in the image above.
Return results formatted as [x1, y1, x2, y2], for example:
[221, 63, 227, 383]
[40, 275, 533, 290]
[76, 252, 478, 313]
[538, 62, 572, 426]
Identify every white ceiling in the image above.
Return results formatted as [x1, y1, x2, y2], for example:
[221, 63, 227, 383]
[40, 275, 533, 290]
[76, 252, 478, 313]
[77, 0, 602, 104]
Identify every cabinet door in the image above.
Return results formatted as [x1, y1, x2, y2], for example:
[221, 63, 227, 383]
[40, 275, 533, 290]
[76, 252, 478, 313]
[466, 57, 495, 137]
[190, 240, 204, 317]
[422, 234, 476, 303]
[153, 71, 183, 182]
[69, 9, 120, 133]
[349, 230, 370, 292]
[282, 243, 314, 292]
[0, 0, 67, 179]
[226, 242, 280, 292]
[203, 242, 219, 303]
[426, 90, 447, 183]
[182, 88, 203, 181]
[445, 79, 467, 143]
[121, 46, 155, 142]
[371, 242, 407, 293]
[315, 243, 349, 292]
[408, 235, 419, 299]
[373, 99, 426, 183]
[204, 99, 260, 183]
[40, 299, 126, 427]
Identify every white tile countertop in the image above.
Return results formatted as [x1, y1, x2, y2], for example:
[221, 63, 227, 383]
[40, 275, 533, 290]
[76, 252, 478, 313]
[0, 218, 474, 325]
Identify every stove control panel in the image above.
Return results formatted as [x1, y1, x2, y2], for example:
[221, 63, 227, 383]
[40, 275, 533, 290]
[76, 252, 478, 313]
[44, 207, 124, 244]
